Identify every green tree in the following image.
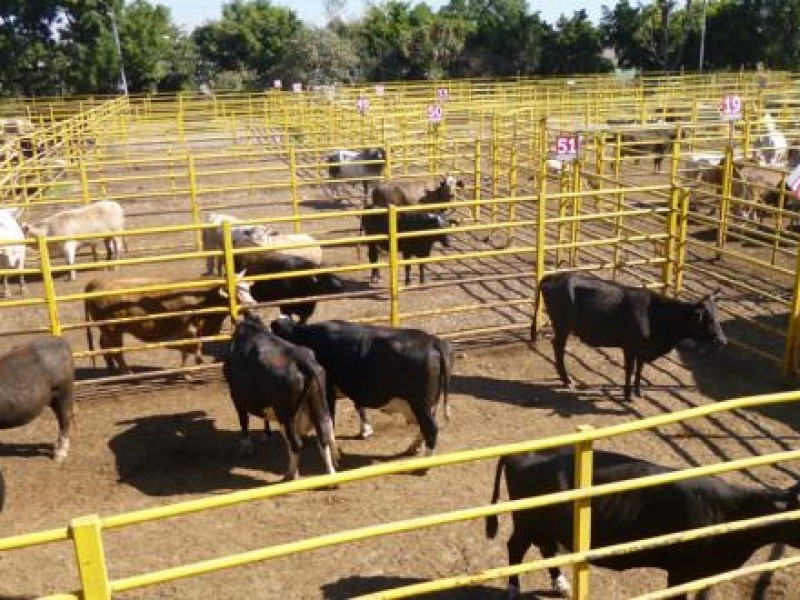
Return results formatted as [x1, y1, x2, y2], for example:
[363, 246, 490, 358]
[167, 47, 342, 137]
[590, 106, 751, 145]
[193, 0, 302, 88]
[544, 10, 613, 74]
[275, 26, 361, 84]
[0, 0, 67, 96]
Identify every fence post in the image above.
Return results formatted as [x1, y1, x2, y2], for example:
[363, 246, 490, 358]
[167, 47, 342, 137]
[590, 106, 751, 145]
[664, 136, 682, 295]
[784, 242, 800, 377]
[717, 145, 733, 253]
[569, 159, 582, 268]
[80, 161, 91, 205]
[572, 425, 595, 600]
[38, 235, 61, 336]
[473, 139, 482, 221]
[187, 154, 203, 251]
[71, 515, 111, 600]
[533, 118, 549, 337]
[388, 205, 400, 327]
[222, 220, 239, 321]
[506, 145, 518, 243]
[490, 114, 500, 225]
[289, 147, 300, 233]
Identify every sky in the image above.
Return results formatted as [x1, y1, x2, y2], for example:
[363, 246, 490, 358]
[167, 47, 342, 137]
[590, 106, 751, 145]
[161, 0, 607, 32]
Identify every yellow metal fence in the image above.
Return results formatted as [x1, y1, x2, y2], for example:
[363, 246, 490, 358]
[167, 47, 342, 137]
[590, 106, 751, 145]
[0, 390, 796, 598]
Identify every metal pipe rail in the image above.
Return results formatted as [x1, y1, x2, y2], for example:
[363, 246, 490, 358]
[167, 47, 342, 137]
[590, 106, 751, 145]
[0, 389, 794, 599]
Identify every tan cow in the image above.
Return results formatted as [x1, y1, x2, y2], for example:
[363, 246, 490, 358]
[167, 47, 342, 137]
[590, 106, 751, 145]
[24, 200, 127, 280]
[84, 275, 254, 374]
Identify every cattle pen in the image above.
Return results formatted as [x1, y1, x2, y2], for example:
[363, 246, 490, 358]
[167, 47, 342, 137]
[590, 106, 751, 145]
[3, 73, 800, 598]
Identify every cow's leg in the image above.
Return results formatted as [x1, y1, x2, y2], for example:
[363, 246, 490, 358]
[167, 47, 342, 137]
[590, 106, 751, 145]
[551, 329, 573, 389]
[506, 530, 532, 599]
[281, 421, 303, 481]
[100, 329, 129, 374]
[405, 264, 413, 286]
[103, 237, 113, 262]
[51, 379, 74, 462]
[1, 274, 7, 298]
[623, 349, 635, 401]
[236, 401, 254, 457]
[357, 407, 373, 439]
[64, 241, 77, 281]
[205, 254, 215, 276]
[368, 243, 380, 283]
[403, 404, 436, 458]
[540, 539, 570, 596]
[17, 268, 26, 296]
[634, 357, 645, 397]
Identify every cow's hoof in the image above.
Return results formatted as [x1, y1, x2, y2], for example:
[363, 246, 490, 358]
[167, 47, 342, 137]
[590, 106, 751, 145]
[239, 439, 255, 458]
[54, 448, 69, 463]
[552, 574, 571, 597]
[281, 471, 299, 483]
[359, 422, 374, 439]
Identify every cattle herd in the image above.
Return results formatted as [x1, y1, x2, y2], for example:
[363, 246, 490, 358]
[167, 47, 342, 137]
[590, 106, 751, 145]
[1, 135, 799, 598]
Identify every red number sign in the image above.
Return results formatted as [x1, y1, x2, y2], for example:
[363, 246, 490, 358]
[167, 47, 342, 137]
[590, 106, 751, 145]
[427, 104, 443, 123]
[356, 97, 370, 114]
[292, 82, 302, 93]
[375, 85, 385, 95]
[273, 79, 282, 89]
[553, 135, 579, 160]
[436, 87, 449, 100]
[720, 95, 742, 120]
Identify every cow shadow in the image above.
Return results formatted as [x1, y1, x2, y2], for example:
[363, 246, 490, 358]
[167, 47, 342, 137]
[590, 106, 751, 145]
[300, 198, 362, 211]
[451, 374, 629, 418]
[0, 441, 53, 459]
[321, 575, 521, 599]
[108, 411, 269, 496]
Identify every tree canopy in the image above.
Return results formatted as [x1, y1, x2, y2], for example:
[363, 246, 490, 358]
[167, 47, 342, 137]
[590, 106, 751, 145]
[1, 0, 799, 97]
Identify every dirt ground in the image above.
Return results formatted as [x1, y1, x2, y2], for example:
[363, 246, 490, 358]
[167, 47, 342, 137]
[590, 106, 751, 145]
[2, 125, 800, 599]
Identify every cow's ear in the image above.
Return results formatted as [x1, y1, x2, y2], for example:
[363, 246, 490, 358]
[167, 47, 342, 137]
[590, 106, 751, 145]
[235, 269, 247, 280]
[219, 287, 229, 299]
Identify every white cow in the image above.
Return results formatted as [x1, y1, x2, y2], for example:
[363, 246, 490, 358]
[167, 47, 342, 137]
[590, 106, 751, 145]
[201, 212, 262, 276]
[24, 200, 126, 281]
[233, 226, 323, 268]
[756, 113, 788, 166]
[0, 208, 26, 297]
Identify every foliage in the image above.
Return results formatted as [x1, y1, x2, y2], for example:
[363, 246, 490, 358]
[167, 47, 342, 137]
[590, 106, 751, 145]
[1, 0, 800, 98]
[275, 27, 361, 85]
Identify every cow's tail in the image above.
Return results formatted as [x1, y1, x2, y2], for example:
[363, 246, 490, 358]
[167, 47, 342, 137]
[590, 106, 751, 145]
[298, 356, 335, 453]
[485, 457, 506, 539]
[85, 302, 96, 368]
[435, 338, 452, 421]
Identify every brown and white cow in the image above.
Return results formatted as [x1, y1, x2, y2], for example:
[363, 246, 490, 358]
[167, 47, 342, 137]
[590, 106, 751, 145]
[84, 275, 254, 374]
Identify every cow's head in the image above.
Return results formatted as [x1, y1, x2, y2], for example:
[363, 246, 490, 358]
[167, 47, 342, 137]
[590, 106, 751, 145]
[694, 289, 727, 348]
[270, 315, 297, 339]
[437, 175, 465, 202]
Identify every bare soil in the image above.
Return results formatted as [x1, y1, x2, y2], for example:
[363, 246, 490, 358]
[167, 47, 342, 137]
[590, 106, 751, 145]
[1, 129, 800, 599]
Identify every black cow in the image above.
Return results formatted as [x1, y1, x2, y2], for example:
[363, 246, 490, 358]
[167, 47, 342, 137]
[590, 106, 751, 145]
[223, 312, 338, 480]
[233, 254, 345, 323]
[0, 335, 74, 461]
[270, 318, 452, 455]
[361, 209, 450, 285]
[531, 272, 726, 401]
[326, 147, 387, 198]
[486, 449, 800, 599]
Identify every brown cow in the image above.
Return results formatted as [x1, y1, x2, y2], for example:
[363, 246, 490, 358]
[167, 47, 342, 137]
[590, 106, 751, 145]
[370, 175, 465, 208]
[615, 129, 680, 173]
[85, 276, 255, 374]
